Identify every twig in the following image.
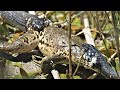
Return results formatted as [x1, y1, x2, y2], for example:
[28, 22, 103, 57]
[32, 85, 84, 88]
[73, 63, 80, 76]
[75, 31, 84, 36]
[87, 73, 98, 79]
[68, 11, 72, 79]
[95, 12, 110, 57]
[108, 52, 120, 78]
[73, 54, 83, 76]
[111, 11, 120, 67]
[108, 52, 117, 62]
[52, 11, 85, 28]
[28, 11, 36, 15]
[71, 11, 85, 21]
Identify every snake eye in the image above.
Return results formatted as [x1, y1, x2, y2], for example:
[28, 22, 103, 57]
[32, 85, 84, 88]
[80, 43, 89, 53]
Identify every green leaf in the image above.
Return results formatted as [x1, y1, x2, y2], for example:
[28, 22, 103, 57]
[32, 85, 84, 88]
[103, 39, 111, 49]
[72, 17, 81, 26]
[20, 68, 30, 79]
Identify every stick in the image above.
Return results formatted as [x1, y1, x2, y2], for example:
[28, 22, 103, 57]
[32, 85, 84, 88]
[51, 69, 60, 79]
[83, 14, 95, 46]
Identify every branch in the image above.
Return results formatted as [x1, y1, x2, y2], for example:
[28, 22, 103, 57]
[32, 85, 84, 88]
[83, 14, 95, 46]
[68, 11, 72, 79]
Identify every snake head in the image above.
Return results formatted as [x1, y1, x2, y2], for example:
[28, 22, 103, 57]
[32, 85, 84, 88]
[80, 43, 100, 67]
[26, 16, 51, 31]
[80, 43, 90, 55]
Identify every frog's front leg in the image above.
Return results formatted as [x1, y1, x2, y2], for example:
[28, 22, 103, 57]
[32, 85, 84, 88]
[33, 54, 68, 74]
[0, 30, 40, 53]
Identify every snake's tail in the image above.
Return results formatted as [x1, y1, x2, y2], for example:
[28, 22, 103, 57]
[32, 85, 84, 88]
[0, 11, 50, 31]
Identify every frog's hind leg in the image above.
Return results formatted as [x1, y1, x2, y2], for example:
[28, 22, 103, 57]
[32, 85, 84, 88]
[0, 30, 40, 53]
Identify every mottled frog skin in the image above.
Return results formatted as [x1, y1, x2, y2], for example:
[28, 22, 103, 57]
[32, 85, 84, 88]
[38, 27, 118, 79]
[0, 11, 118, 79]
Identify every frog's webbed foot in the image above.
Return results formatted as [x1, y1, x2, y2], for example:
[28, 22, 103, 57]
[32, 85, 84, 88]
[0, 30, 40, 53]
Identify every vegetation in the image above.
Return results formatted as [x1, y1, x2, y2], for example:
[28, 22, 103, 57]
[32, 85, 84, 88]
[0, 11, 120, 79]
